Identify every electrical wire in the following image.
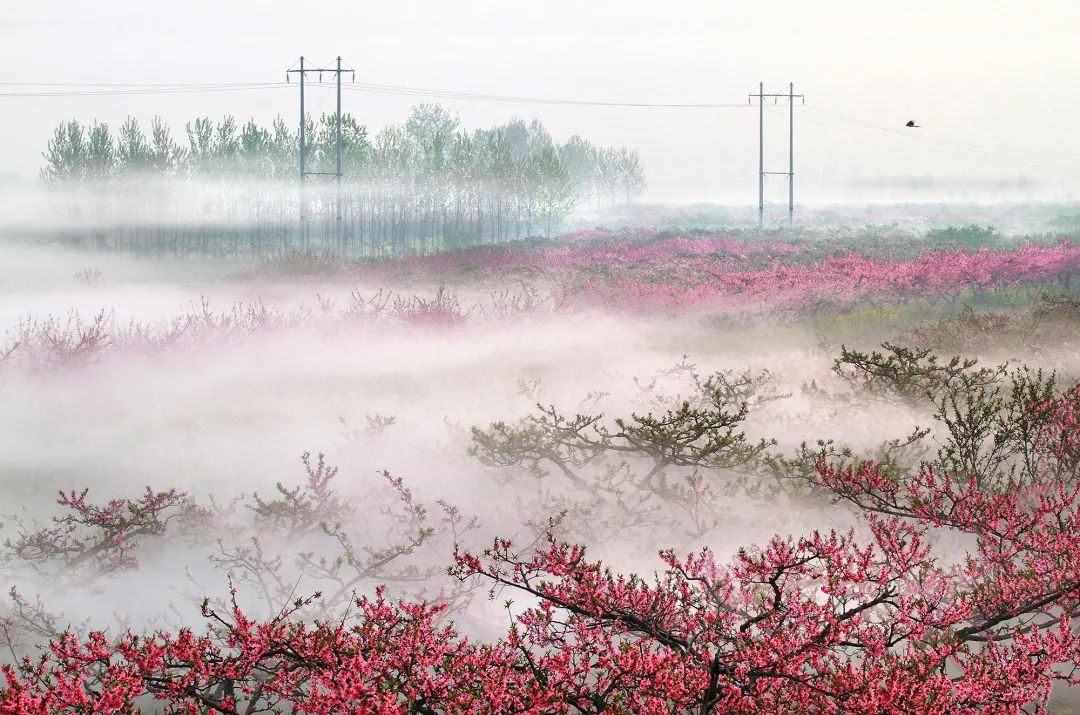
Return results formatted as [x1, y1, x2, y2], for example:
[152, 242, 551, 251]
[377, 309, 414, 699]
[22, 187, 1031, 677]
[769, 105, 1080, 175]
[785, 109, 1073, 172]
[9, 76, 1073, 173]
[342, 81, 749, 108]
[0, 83, 290, 97]
[0, 79, 749, 107]
[802, 105, 1080, 159]
[0, 81, 272, 88]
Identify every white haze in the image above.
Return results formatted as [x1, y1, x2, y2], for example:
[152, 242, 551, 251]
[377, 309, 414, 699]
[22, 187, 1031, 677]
[0, 243, 916, 632]
[3, 1, 1080, 203]
[2, 0, 1080, 702]
[4, 227, 1080, 715]
[6, 237, 1079, 636]
[0, 179, 1078, 240]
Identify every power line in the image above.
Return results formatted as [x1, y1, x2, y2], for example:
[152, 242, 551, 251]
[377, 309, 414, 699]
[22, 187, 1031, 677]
[0, 81, 278, 88]
[342, 81, 749, 108]
[0, 83, 289, 98]
[0, 78, 750, 107]
[802, 106, 1080, 161]
[786, 108, 1066, 170]
[779, 106, 1080, 175]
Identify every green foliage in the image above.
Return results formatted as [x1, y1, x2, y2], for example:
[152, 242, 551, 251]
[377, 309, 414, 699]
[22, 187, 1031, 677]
[532, 146, 576, 236]
[39, 105, 647, 248]
[40, 107, 644, 215]
[832, 342, 1006, 404]
[924, 224, 1004, 251]
[900, 295, 1080, 355]
[470, 364, 780, 539]
[830, 341, 1080, 491]
[1050, 212, 1080, 230]
[40, 120, 117, 184]
[250, 452, 350, 540]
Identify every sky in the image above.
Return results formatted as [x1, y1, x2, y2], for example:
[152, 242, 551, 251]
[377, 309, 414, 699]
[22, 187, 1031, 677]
[3, 0, 1080, 204]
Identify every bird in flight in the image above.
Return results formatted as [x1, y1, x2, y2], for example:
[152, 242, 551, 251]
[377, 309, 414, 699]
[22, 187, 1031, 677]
[905, 120, 921, 128]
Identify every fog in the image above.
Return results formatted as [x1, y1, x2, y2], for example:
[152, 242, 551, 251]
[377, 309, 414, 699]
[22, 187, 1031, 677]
[1, 230, 1075, 633]
[1, 188, 1080, 711]
[2, 179, 1078, 249]
[0, 241, 886, 628]
[4, 1, 1080, 204]
[4, 3, 1080, 709]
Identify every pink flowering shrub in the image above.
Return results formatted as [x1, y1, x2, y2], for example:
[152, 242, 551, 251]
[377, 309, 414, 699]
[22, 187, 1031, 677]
[8, 311, 112, 371]
[6, 487, 190, 578]
[5, 345, 1080, 712]
[560, 240, 1080, 314]
[5, 462, 1080, 712]
[1030, 384, 1080, 477]
[3, 238, 1077, 375]
[335, 231, 804, 281]
[1, 589, 548, 715]
[0, 452, 468, 641]
[391, 287, 468, 328]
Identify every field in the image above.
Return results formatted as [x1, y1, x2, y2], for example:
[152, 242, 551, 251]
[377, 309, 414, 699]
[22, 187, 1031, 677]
[3, 209, 1080, 712]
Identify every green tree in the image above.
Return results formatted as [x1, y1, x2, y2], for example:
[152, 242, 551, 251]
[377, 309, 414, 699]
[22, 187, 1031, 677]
[41, 120, 86, 185]
[238, 119, 273, 176]
[84, 122, 116, 181]
[615, 147, 646, 204]
[185, 117, 214, 176]
[532, 147, 574, 237]
[558, 135, 599, 205]
[116, 117, 152, 175]
[149, 116, 184, 173]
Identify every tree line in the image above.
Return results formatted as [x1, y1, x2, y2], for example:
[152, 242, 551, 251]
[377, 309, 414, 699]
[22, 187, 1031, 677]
[38, 105, 647, 257]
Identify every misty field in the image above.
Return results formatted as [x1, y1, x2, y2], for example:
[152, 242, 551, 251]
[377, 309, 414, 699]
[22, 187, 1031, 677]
[3, 216, 1080, 713]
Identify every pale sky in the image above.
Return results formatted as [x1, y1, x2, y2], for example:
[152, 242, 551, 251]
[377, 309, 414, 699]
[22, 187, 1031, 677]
[3, 0, 1080, 203]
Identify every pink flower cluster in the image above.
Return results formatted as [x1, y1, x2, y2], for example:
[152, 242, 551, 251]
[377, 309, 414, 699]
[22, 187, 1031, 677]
[350, 232, 803, 280]
[562, 241, 1080, 313]
[6, 446, 1080, 712]
[1033, 385, 1080, 472]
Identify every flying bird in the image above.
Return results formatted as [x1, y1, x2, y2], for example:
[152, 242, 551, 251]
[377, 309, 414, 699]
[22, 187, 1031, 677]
[905, 120, 921, 128]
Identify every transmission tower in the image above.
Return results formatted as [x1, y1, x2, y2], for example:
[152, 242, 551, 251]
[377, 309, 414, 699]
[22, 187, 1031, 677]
[748, 82, 804, 227]
[286, 56, 355, 252]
